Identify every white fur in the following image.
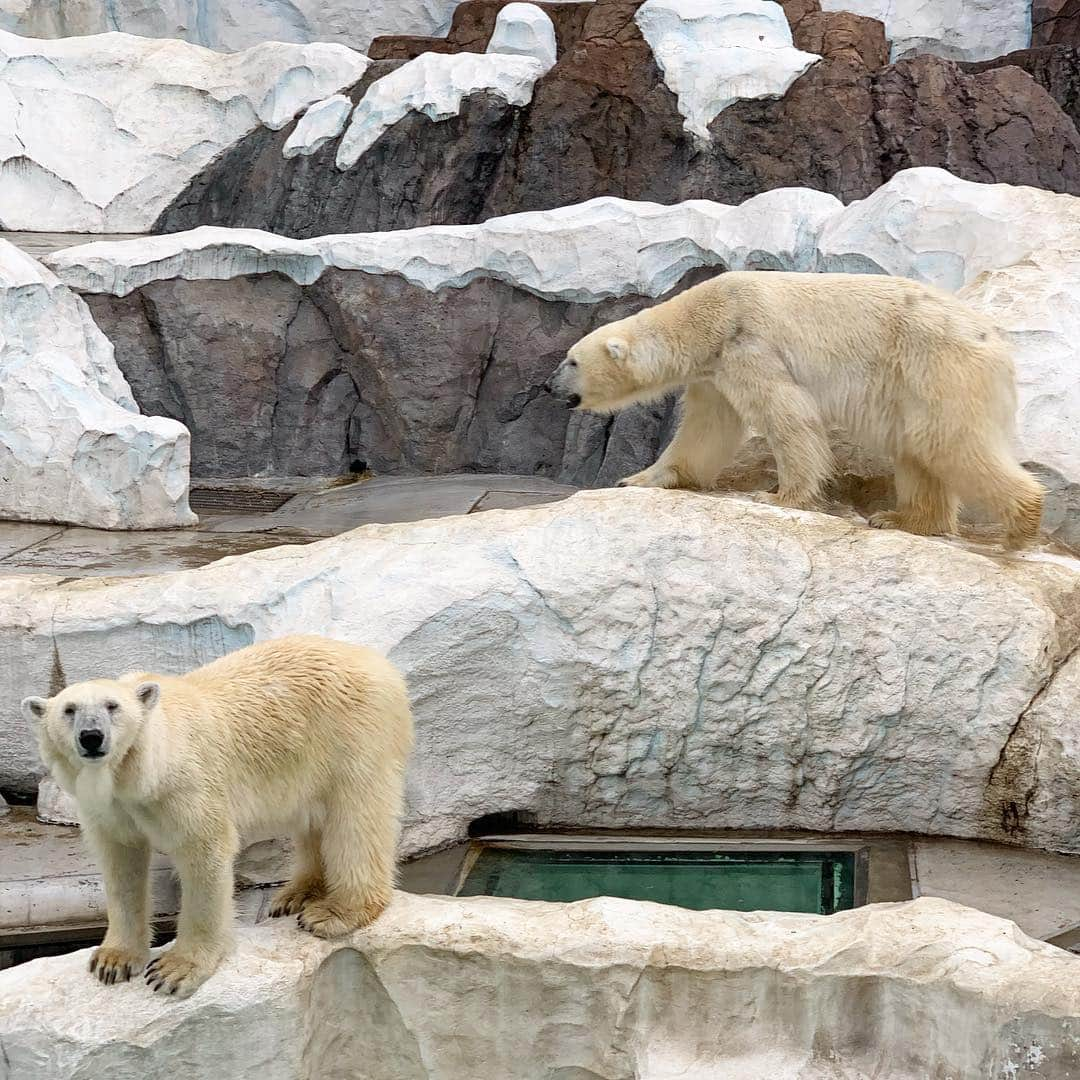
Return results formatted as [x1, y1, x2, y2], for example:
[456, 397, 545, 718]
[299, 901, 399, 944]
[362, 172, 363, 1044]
[554, 270, 1045, 546]
[22, 635, 414, 998]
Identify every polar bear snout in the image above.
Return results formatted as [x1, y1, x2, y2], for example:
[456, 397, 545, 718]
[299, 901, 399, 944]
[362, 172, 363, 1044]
[545, 358, 582, 408]
[77, 727, 107, 759]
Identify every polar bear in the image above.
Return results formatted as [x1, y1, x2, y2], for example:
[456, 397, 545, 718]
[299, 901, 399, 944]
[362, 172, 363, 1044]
[547, 270, 1044, 547]
[21, 635, 414, 998]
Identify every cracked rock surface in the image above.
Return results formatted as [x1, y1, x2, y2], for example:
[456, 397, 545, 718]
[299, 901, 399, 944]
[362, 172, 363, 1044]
[2, 490, 1078, 862]
[1, 893, 1079, 1078]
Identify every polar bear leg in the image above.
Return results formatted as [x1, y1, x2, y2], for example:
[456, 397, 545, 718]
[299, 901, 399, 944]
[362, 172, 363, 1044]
[145, 825, 237, 998]
[87, 828, 152, 985]
[618, 382, 746, 490]
[269, 828, 326, 917]
[870, 454, 958, 537]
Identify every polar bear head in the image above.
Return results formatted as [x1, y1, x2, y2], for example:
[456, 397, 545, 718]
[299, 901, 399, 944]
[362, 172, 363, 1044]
[547, 312, 672, 413]
[22, 679, 160, 769]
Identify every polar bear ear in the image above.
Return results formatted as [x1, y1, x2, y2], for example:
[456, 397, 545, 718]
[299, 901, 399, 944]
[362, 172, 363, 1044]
[134, 682, 160, 711]
[21, 696, 48, 727]
[606, 337, 629, 362]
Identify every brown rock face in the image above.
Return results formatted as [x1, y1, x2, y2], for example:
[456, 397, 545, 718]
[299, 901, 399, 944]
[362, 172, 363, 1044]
[154, 0, 1080, 236]
[1034, 0, 1080, 46]
[964, 45, 1080, 134]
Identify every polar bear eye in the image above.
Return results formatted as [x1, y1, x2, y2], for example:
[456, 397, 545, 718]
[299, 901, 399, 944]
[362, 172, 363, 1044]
[63, 705, 75, 719]
[105, 702, 118, 713]
[567, 359, 577, 367]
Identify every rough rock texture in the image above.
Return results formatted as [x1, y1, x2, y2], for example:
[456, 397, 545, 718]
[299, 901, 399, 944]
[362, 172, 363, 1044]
[55, 192, 835, 481]
[34, 777, 78, 826]
[1, 894, 1079, 1078]
[52, 169, 1080, 551]
[634, 0, 820, 139]
[0, 0, 461, 53]
[155, 0, 1080, 236]
[819, 0, 1031, 61]
[282, 95, 354, 160]
[0, 240, 194, 530]
[0, 29, 369, 232]
[3, 491, 1079, 861]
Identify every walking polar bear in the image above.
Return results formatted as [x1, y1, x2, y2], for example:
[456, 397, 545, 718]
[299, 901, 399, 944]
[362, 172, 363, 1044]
[548, 270, 1044, 547]
[22, 635, 413, 998]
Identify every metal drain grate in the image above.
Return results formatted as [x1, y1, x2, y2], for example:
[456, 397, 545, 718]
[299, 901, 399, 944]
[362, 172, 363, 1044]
[188, 487, 293, 514]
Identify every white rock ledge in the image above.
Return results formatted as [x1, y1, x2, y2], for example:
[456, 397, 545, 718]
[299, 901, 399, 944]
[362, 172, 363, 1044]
[1, 491, 1078, 856]
[336, 50, 551, 171]
[0, 239, 194, 529]
[0, 30, 370, 232]
[635, 0, 820, 140]
[282, 94, 355, 159]
[1, 894, 1078, 1078]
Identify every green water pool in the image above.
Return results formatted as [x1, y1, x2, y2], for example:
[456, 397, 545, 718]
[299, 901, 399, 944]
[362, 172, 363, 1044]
[457, 847, 857, 915]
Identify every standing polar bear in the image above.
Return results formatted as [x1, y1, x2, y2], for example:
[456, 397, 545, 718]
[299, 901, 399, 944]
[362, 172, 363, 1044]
[22, 635, 414, 998]
[548, 271, 1044, 547]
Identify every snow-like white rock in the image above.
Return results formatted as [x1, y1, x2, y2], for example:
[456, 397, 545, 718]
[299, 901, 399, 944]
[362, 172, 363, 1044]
[0, 0, 461, 54]
[0, 239, 194, 529]
[2, 491, 1078, 855]
[282, 94, 354, 159]
[635, 0, 820, 141]
[46, 189, 843, 300]
[34, 777, 78, 826]
[487, 2, 557, 68]
[0, 29, 369, 232]
[336, 50, 550, 170]
[820, 0, 1031, 62]
[2, 893, 1079, 1078]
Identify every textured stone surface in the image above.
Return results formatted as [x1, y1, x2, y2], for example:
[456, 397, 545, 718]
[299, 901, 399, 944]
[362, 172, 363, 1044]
[1035, 0, 1080, 45]
[819, 0, 1031, 60]
[635, 0, 820, 139]
[2, 491, 1079, 860]
[0, 240, 194, 529]
[282, 95, 354, 160]
[0, 0, 461, 53]
[0, 29, 369, 232]
[155, 0, 1080, 236]
[1, 894, 1079, 1078]
[50, 192, 837, 480]
[34, 776, 78, 826]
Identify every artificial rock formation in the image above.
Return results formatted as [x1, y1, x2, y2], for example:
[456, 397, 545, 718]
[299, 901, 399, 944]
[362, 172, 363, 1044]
[50, 168, 1080, 550]
[0, 29, 369, 231]
[1, 894, 1078, 1078]
[0, 239, 193, 530]
[2, 491, 1079, 862]
[155, 0, 1080, 236]
[0, 0, 461, 53]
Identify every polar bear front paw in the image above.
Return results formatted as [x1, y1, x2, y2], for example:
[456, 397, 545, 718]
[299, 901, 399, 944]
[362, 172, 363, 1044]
[617, 466, 678, 489]
[144, 950, 218, 998]
[89, 945, 147, 985]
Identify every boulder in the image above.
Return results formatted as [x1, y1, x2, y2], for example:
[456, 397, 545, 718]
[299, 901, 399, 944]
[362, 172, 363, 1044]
[34, 777, 79, 826]
[0, 239, 194, 530]
[0, 29, 369, 231]
[1, 491, 1078, 860]
[1, 893, 1078, 1078]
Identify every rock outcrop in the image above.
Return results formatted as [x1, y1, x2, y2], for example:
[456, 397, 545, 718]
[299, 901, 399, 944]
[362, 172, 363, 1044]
[155, 0, 1080, 237]
[1, 892, 1079, 1077]
[0, 29, 369, 232]
[0, 239, 194, 530]
[2, 491, 1078, 861]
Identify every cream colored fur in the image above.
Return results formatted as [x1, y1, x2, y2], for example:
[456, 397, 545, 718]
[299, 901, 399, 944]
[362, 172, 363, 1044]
[22, 635, 414, 999]
[550, 271, 1044, 547]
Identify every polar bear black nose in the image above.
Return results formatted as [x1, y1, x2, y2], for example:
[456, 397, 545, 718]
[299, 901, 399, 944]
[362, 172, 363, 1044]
[78, 729, 105, 754]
